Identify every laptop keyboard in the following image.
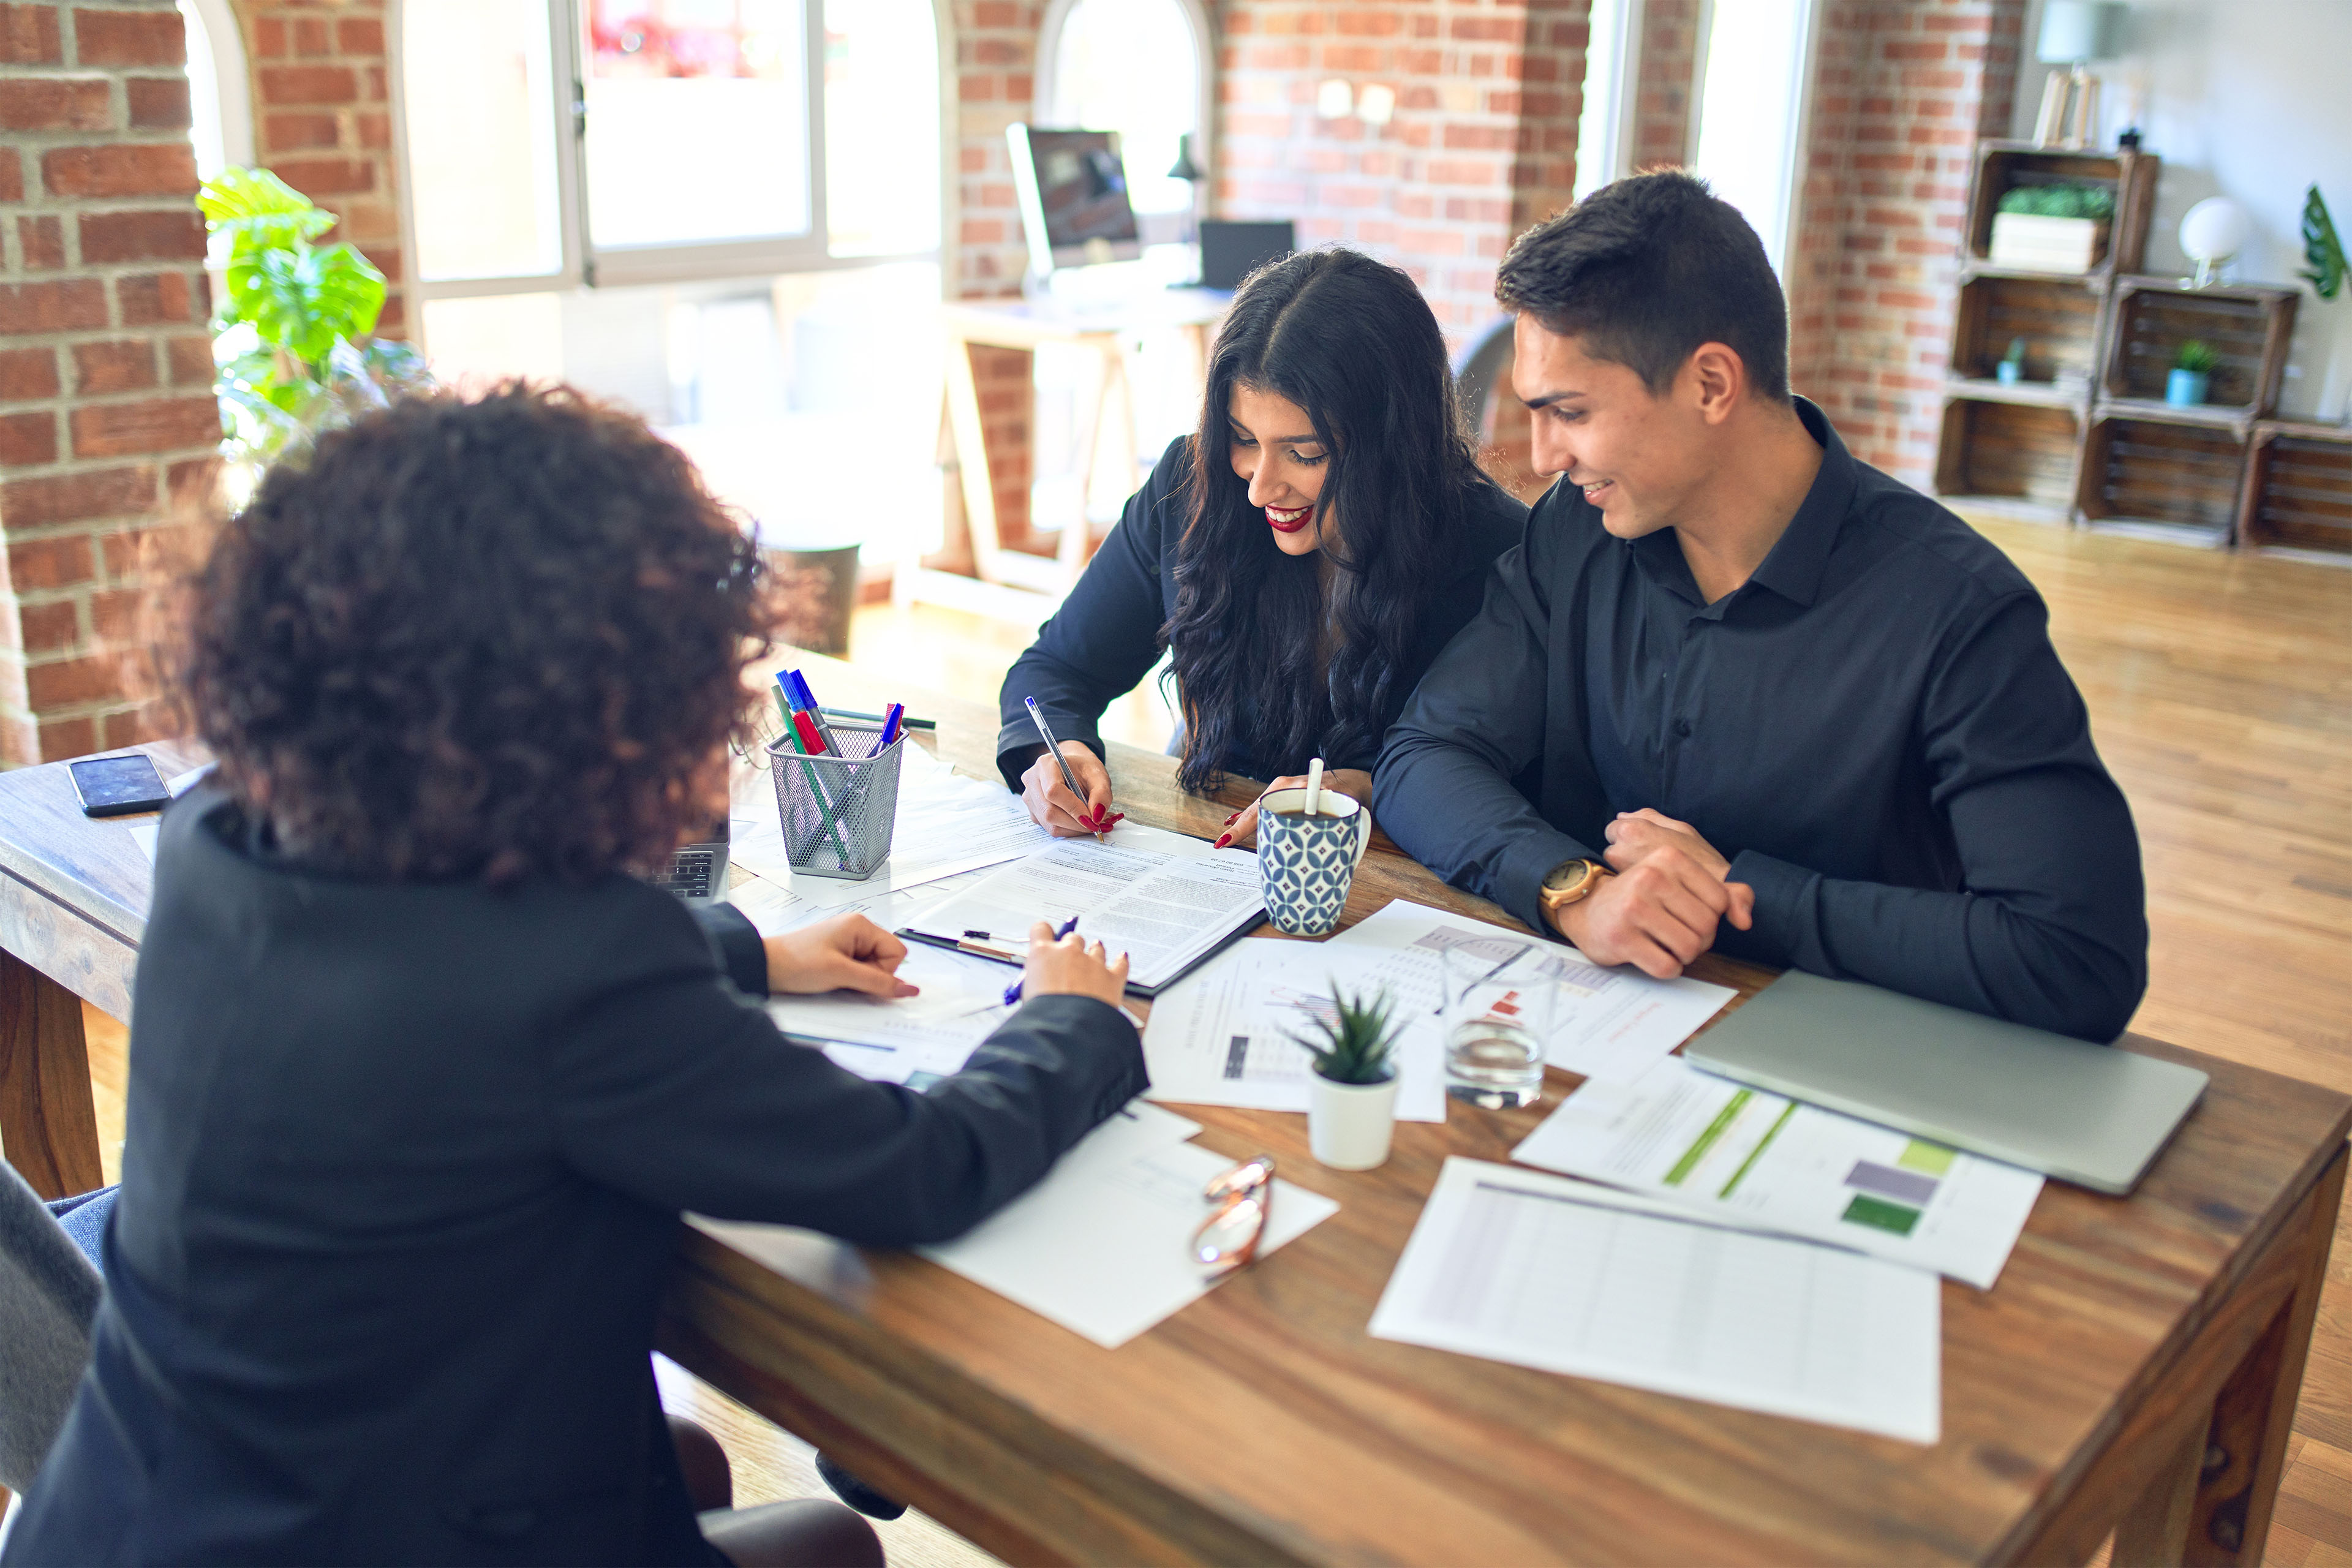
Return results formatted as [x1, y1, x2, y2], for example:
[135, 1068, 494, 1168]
[658, 850, 717, 899]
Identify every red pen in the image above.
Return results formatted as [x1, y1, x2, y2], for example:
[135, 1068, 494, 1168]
[791, 709, 829, 755]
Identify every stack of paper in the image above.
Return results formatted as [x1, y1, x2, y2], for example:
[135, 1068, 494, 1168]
[766, 941, 1019, 1086]
[902, 826, 1265, 994]
[1141, 937, 1449, 1120]
[1370, 1158, 1940, 1442]
[1324, 901, 1735, 1083]
[1511, 1057, 2043, 1289]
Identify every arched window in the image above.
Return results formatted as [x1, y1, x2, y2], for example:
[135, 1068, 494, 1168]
[1038, 0, 1209, 237]
[176, 0, 253, 181]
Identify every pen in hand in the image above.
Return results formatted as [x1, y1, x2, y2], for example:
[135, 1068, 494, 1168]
[1023, 696, 1121, 840]
[1003, 916, 1082, 1006]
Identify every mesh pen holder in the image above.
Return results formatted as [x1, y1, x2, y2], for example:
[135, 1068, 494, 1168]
[767, 721, 905, 880]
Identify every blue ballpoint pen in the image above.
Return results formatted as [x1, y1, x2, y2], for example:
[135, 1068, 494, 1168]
[1001, 916, 1082, 1006]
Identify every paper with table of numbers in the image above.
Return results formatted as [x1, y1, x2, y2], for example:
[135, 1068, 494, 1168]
[1370, 1158, 1940, 1443]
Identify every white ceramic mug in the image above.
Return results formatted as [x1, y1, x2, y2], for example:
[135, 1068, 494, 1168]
[1254, 786, 1370, 937]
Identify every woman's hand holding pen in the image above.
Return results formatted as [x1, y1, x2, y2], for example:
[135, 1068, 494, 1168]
[766, 913, 921, 998]
[1215, 768, 1374, 850]
[1020, 920, 1130, 1006]
[1019, 743, 1123, 839]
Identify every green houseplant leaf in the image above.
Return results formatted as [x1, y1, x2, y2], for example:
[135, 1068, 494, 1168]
[2302, 184, 2346, 301]
[2175, 339, 2220, 374]
[1286, 984, 1404, 1086]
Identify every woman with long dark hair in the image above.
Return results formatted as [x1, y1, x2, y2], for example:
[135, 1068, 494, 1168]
[998, 248, 1526, 843]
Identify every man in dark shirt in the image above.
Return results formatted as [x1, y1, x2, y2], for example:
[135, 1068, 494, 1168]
[1374, 171, 2147, 1041]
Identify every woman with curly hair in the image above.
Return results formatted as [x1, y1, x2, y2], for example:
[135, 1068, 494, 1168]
[998, 247, 1526, 844]
[3, 386, 1144, 1567]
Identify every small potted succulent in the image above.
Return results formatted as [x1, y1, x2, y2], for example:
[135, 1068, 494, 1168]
[2168, 340, 2218, 407]
[1291, 983, 1406, 1170]
[1989, 183, 2116, 274]
[1996, 336, 2027, 386]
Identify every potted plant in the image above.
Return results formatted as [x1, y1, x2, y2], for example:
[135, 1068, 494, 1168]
[200, 167, 431, 495]
[2168, 340, 2218, 407]
[1996, 336, 2027, 386]
[1290, 983, 1405, 1170]
[1989, 183, 2116, 274]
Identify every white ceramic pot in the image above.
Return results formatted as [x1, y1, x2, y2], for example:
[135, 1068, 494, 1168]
[1309, 1070, 1399, 1170]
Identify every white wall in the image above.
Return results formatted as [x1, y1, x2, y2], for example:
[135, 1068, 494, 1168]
[2013, 0, 2352, 420]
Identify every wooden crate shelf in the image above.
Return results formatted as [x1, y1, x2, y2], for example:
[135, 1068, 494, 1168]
[1959, 141, 2161, 282]
[1951, 273, 2105, 391]
[2079, 416, 2246, 534]
[2102, 277, 2298, 418]
[2239, 420, 2352, 556]
[1936, 398, 2082, 516]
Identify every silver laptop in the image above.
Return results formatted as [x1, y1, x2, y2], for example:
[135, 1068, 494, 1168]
[1683, 971, 2206, 1195]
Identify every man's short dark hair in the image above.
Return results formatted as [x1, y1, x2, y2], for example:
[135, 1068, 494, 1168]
[1496, 169, 1792, 402]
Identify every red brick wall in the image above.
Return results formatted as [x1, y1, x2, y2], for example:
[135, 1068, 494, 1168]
[1785, 0, 2023, 485]
[1629, 0, 1695, 171]
[1215, 0, 1591, 342]
[227, 0, 402, 337]
[0, 0, 214, 764]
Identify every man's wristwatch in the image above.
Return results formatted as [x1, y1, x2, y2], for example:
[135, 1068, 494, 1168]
[1537, 858, 1610, 930]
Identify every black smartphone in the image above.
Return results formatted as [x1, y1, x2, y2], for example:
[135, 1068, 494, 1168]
[69, 753, 171, 817]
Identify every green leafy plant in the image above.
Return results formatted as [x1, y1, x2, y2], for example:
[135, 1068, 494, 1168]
[2001, 336, 2027, 366]
[1997, 183, 2117, 221]
[2174, 339, 2220, 374]
[200, 167, 430, 469]
[2302, 184, 2346, 301]
[1287, 984, 1404, 1086]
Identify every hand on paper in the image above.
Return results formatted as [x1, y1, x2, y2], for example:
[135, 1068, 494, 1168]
[1215, 768, 1373, 850]
[1021, 920, 1130, 1008]
[1604, 808, 1732, 881]
[766, 913, 921, 999]
[1553, 842, 1754, 980]
[1020, 743, 1121, 837]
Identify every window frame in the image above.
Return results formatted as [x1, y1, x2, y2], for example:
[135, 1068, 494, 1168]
[394, 0, 945, 313]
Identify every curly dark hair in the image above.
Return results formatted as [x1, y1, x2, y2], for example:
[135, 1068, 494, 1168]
[179, 383, 775, 886]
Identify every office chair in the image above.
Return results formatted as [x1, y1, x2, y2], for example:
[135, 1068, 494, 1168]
[0, 1161, 102, 1494]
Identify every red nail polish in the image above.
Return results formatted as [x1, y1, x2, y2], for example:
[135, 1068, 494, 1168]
[1223, 812, 1238, 825]
[1213, 833, 1232, 850]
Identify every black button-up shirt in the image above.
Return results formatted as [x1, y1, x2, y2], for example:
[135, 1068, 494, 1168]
[1374, 399, 2147, 1041]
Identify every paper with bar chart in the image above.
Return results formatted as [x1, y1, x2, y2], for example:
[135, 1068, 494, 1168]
[1370, 1159, 1939, 1442]
[1510, 1057, 2043, 1289]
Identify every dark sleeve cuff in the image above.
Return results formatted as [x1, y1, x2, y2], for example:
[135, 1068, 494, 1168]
[1498, 827, 1602, 938]
[1719, 849, 1814, 969]
[693, 902, 771, 998]
[994, 726, 1108, 792]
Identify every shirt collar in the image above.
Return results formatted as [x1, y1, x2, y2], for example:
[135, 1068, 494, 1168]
[1743, 396, 1854, 610]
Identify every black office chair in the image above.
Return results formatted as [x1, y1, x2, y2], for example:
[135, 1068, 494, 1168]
[0, 1161, 102, 1496]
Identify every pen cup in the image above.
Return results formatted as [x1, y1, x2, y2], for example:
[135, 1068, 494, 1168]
[1254, 786, 1370, 937]
[767, 720, 905, 880]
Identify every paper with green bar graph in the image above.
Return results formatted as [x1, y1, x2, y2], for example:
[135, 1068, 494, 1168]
[1510, 1057, 2043, 1289]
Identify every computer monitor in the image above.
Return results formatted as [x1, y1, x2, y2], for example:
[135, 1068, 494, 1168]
[1008, 125, 1142, 277]
[1198, 220, 1295, 290]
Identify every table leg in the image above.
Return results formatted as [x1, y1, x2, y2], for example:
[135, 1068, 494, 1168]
[0, 946, 105, 1200]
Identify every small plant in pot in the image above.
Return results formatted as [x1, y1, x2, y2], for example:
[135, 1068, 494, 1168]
[1290, 984, 1406, 1170]
[2168, 339, 2219, 407]
[1996, 336, 2027, 386]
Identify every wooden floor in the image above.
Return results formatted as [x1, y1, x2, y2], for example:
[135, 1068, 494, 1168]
[72, 518, 2352, 1564]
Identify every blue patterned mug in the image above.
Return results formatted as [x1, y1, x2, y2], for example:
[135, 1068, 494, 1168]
[1256, 786, 1371, 937]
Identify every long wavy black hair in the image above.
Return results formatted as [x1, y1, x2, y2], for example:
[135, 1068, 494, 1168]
[1166, 247, 1480, 793]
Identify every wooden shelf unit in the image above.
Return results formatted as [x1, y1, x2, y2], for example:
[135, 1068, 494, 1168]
[2239, 420, 2352, 554]
[1935, 140, 2345, 557]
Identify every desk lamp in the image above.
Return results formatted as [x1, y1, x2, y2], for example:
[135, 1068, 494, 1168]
[2179, 197, 2252, 290]
[2032, 1, 2124, 150]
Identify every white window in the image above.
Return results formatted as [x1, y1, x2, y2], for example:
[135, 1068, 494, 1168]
[1572, 0, 1644, 203]
[1038, 0, 1210, 241]
[1689, 0, 1824, 277]
[396, 0, 942, 300]
[175, 0, 253, 182]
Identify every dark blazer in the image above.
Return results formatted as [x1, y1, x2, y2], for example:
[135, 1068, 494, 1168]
[997, 436, 1528, 789]
[5, 787, 1145, 1566]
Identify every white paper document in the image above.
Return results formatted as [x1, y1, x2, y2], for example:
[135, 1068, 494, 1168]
[728, 863, 987, 940]
[730, 742, 1050, 905]
[919, 1103, 1340, 1348]
[1511, 1057, 2043, 1290]
[126, 821, 159, 865]
[1370, 1158, 1940, 1443]
[1324, 901, 1735, 1082]
[902, 827, 1265, 993]
[1141, 937, 1447, 1121]
[766, 943, 1019, 1085]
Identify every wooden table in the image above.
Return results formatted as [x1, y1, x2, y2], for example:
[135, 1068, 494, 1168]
[1, 662, 2343, 1567]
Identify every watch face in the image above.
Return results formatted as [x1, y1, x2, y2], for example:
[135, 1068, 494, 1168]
[1543, 859, 1590, 892]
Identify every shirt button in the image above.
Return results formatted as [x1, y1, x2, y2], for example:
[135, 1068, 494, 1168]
[1675, 718, 1694, 739]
